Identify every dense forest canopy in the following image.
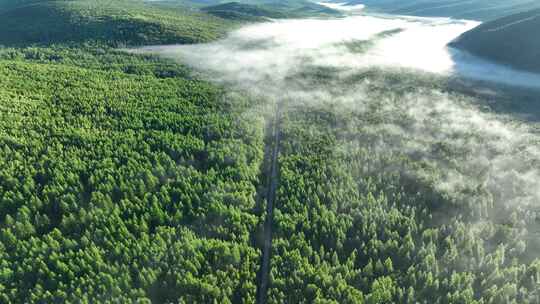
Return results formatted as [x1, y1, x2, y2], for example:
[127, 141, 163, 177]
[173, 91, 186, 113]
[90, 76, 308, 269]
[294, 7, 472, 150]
[1, 0, 540, 303]
[0, 0, 269, 302]
[0, 47, 268, 303]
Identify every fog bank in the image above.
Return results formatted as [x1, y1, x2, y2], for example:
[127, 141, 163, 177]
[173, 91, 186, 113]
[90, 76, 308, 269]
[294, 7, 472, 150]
[317, 2, 366, 11]
[140, 15, 540, 88]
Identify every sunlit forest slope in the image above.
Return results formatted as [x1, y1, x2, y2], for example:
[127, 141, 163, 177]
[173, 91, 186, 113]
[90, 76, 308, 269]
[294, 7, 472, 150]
[0, 0, 235, 46]
[0, 0, 267, 302]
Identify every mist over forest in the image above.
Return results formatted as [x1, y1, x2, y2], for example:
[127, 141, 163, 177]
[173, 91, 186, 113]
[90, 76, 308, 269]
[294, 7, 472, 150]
[142, 13, 540, 302]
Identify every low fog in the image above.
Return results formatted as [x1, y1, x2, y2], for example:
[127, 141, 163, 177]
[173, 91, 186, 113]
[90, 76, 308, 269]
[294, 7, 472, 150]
[317, 2, 366, 11]
[141, 15, 540, 88]
[137, 13, 540, 243]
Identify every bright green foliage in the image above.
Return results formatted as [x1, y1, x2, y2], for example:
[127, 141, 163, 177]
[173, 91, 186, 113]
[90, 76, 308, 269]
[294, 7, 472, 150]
[0, 0, 235, 47]
[2, 0, 540, 303]
[268, 97, 540, 303]
[0, 45, 265, 302]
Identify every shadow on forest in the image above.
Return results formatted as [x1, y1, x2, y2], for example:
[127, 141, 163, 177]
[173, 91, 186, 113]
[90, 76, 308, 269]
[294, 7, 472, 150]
[448, 48, 540, 122]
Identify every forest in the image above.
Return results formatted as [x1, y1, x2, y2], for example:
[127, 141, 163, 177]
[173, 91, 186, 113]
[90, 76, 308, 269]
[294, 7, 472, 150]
[0, 0, 237, 46]
[0, 0, 270, 302]
[1, 0, 540, 303]
[0, 45, 270, 302]
[269, 85, 540, 303]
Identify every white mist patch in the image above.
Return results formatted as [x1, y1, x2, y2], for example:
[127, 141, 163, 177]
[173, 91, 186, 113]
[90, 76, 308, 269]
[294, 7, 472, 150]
[365, 16, 476, 73]
[317, 2, 366, 11]
[139, 15, 540, 88]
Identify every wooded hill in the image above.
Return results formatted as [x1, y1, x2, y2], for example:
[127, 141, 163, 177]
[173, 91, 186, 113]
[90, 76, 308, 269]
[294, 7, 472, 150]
[341, 0, 540, 21]
[0, 0, 236, 47]
[451, 8, 540, 74]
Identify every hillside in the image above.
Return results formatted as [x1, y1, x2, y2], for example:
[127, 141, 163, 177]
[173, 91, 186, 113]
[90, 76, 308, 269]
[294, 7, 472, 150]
[201, 2, 286, 21]
[337, 0, 540, 21]
[451, 9, 540, 74]
[0, 0, 234, 47]
[151, 0, 340, 17]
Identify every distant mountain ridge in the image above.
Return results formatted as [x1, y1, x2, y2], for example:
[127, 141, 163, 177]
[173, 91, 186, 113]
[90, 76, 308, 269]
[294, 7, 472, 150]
[335, 0, 540, 21]
[202, 2, 285, 21]
[200, 1, 338, 19]
[147, 0, 340, 17]
[450, 9, 540, 74]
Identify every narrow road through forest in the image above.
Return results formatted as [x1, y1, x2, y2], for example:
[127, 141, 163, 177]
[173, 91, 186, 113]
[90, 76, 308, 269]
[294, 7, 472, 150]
[256, 105, 281, 304]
